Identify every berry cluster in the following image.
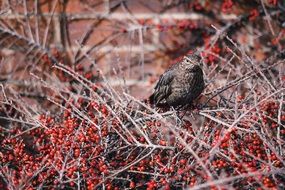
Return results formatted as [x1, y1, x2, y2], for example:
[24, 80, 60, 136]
[1, 97, 284, 189]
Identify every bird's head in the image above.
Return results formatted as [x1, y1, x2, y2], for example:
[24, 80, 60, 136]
[183, 53, 201, 65]
[183, 53, 202, 67]
[183, 64, 202, 75]
[182, 54, 203, 73]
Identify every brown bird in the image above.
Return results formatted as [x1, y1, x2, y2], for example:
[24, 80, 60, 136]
[149, 54, 205, 108]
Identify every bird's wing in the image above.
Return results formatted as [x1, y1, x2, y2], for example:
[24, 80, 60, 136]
[150, 70, 175, 105]
[188, 70, 204, 100]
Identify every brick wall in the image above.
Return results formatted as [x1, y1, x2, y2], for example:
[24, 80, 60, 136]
[0, 0, 235, 98]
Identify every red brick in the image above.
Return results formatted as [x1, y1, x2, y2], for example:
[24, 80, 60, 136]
[65, 0, 106, 14]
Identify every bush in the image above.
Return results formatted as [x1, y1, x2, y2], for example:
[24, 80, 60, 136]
[0, 0, 284, 189]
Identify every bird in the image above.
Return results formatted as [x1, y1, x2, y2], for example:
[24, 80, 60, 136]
[149, 53, 205, 109]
